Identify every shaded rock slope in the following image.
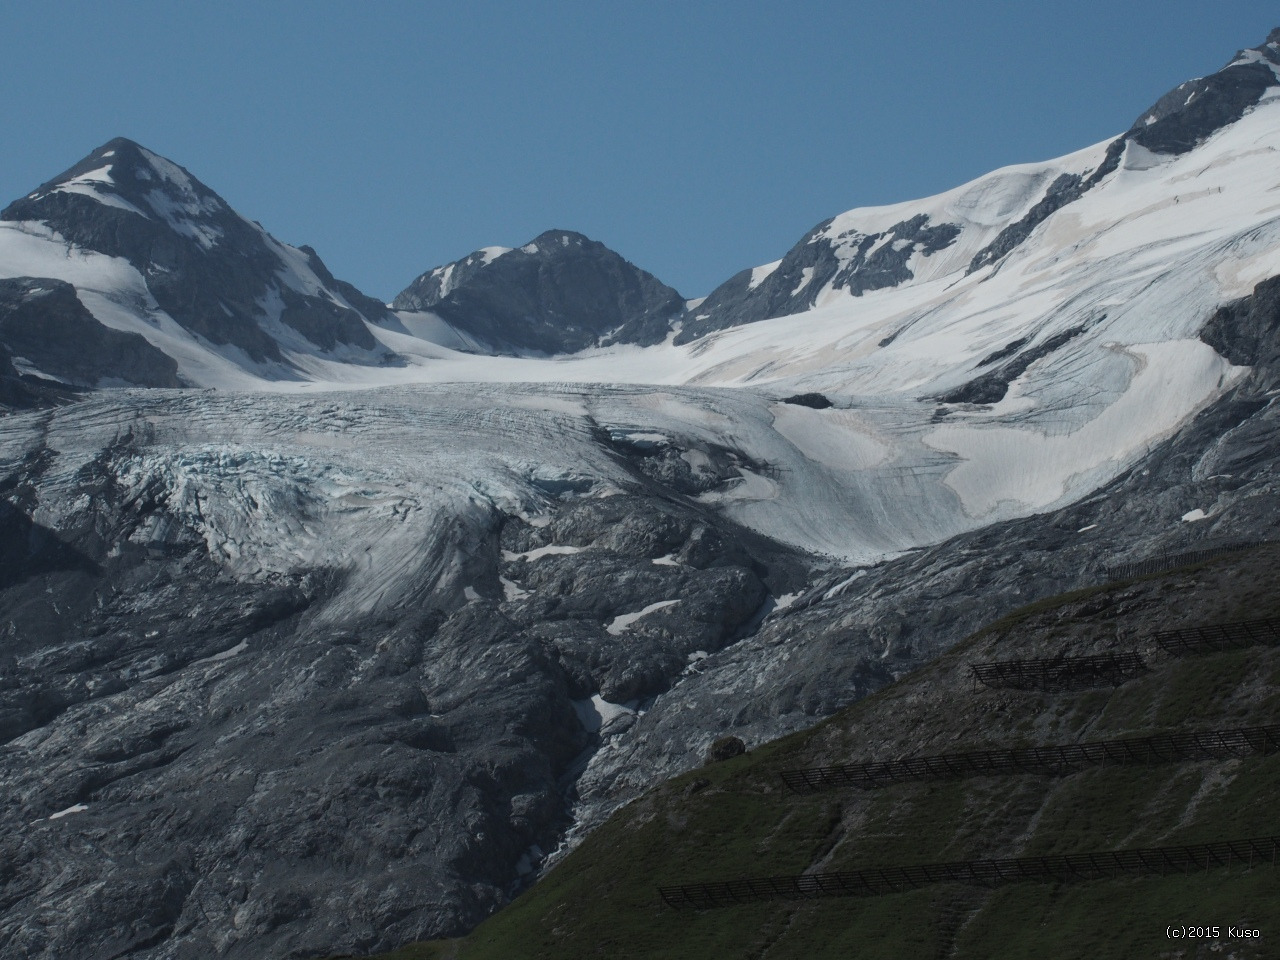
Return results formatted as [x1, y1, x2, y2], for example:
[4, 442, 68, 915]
[0, 277, 178, 391]
[0, 390, 814, 959]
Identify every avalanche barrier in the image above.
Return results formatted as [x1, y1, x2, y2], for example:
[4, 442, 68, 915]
[779, 724, 1280, 793]
[1105, 541, 1263, 581]
[969, 652, 1147, 691]
[1155, 617, 1280, 656]
[658, 837, 1280, 908]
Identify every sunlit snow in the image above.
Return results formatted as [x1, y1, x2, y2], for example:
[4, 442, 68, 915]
[501, 544, 585, 562]
[571, 694, 635, 733]
[48, 804, 89, 820]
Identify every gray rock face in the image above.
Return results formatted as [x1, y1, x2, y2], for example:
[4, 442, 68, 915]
[1, 138, 391, 366]
[1129, 39, 1279, 156]
[0, 405, 811, 959]
[935, 325, 1087, 405]
[392, 230, 686, 353]
[964, 164, 1111, 275]
[0, 348, 82, 411]
[1201, 272, 1280, 370]
[677, 213, 961, 345]
[0, 277, 178, 393]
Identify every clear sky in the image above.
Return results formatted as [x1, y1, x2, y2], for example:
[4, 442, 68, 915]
[1, 2, 1277, 300]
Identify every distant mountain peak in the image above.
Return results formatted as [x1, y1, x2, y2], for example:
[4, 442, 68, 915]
[393, 230, 684, 354]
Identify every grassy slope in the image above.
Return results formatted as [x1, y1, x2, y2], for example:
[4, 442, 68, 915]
[352, 545, 1280, 960]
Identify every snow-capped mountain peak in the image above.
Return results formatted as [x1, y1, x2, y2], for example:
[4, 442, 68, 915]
[0, 138, 398, 386]
[22, 137, 230, 250]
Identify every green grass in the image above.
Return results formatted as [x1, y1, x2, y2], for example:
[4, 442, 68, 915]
[973, 579, 1129, 638]
[955, 872, 1278, 960]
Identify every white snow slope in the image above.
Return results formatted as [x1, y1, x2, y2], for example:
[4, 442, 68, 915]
[3, 94, 1280, 590]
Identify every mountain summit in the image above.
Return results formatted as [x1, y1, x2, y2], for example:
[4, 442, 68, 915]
[0, 137, 393, 377]
[393, 229, 686, 354]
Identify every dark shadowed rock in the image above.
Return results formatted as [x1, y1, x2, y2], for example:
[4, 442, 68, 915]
[705, 735, 745, 763]
[781, 392, 832, 409]
[937, 325, 1087, 405]
[1201, 272, 1280, 373]
[0, 277, 179, 391]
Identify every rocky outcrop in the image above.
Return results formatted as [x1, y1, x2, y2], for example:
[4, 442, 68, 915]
[1130, 31, 1280, 156]
[967, 30, 1280, 275]
[677, 213, 961, 345]
[0, 277, 179, 392]
[936, 325, 1087, 405]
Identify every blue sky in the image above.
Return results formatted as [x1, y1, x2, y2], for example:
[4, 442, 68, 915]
[2, 2, 1277, 299]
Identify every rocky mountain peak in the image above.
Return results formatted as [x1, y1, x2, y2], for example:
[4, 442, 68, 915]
[0, 138, 391, 372]
[1228, 27, 1280, 68]
[522, 228, 591, 251]
[393, 229, 685, 354]
[12, 137, 228, 249]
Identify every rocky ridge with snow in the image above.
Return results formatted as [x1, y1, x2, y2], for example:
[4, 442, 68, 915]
[682, 28, 1280, 341]
[1, 27, 1280, 960]
[0, 277, 178, 395]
